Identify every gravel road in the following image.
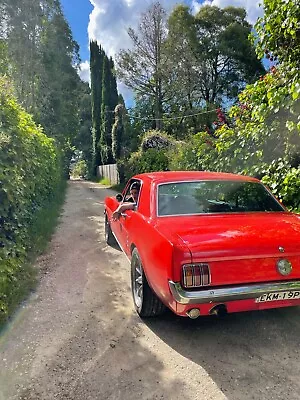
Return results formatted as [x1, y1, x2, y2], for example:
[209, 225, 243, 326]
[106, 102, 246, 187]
[0, 180, 299, 400]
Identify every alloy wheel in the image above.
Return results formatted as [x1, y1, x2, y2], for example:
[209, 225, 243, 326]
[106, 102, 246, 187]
[132, 255, 143, 308]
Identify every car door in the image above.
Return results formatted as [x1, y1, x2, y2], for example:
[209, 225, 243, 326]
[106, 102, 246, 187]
[117, 209, 134, 255]
[116, 179, 142, 255]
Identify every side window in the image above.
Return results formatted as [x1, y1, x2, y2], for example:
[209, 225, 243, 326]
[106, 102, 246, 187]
[123, 179, 142, 206]
[123, 181, 132, 200]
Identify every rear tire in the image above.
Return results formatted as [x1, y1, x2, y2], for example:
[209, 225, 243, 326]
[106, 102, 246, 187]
[131, 248, 166, 317]
[105, 214, 116, 246]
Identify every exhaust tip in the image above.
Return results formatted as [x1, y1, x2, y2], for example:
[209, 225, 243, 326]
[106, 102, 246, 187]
[186, 308, 201, 319]
[209, 304, 228, 317]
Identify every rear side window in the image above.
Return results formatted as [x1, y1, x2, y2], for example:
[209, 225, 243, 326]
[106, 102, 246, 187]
[157, 180, 284, 216]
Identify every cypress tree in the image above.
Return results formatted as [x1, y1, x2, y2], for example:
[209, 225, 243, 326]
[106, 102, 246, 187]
[90, 40, 104, 173]
[112, 103, 125, 184]
[111, 103, 124, 161]
[108, 57, 119, 122]
[100, 55, 110, 164]
[100, 56, 119, 164]
[108, 58, 119, 163]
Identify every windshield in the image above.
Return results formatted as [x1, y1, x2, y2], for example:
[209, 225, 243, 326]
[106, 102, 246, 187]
[157, 180, 285, 216]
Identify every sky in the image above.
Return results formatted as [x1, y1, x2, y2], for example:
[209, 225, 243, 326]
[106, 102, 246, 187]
[61, 0, 264, 98]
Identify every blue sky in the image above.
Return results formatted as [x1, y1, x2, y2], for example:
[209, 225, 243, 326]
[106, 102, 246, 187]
[60, 0, 263, 97]
[60, 0, 92, 61]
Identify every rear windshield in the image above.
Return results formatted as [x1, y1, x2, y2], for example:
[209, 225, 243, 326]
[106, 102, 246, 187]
[157, 180, 285, 216]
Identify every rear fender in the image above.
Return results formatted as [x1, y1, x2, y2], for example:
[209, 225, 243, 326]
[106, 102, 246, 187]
[130, 226, 174, 308]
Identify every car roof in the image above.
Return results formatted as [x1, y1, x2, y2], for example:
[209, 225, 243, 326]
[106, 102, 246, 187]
[133, 171, 259, 184]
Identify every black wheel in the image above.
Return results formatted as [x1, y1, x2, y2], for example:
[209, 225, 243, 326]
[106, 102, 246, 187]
[105, 213, 116, 246]
[131, 248, 166, 317]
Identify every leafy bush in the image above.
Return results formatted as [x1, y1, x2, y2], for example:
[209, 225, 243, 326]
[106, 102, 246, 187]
[123, 130, 173, 180]
[254, 0, 300, 67]
[141, 130, 174, 151]
[261, 160, 300, 211]
[72, 160, 87, 178]
[0, 77, 63, 324]
[168, 133, 218, 172]
[125, 149, 169, 180]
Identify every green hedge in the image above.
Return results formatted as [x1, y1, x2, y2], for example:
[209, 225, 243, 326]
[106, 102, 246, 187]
[124, 148, 169, 181]
[261, 160, 300, 212]
[123, 131, 173, 180]
[0, 77, 63, 323]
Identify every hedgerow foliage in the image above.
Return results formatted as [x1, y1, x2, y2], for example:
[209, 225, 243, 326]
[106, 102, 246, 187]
[0, 77, 62, 322]
[124, 130, 173, 180]
[141, 130, 174, 151]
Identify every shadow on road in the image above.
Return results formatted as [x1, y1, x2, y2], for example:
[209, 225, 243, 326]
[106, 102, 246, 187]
[145, 306, 300, 400]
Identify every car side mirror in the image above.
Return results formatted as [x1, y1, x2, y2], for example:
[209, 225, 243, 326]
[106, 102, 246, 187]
[116, 193, 123, 202]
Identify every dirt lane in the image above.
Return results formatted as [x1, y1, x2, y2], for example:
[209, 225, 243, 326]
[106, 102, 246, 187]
[0, 180, 299, 400]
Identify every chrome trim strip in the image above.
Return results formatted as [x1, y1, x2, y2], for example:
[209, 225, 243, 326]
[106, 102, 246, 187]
[168, 280, 300, 305]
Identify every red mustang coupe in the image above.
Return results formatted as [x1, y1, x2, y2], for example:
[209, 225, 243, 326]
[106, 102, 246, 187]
[104, 171, 300, 319]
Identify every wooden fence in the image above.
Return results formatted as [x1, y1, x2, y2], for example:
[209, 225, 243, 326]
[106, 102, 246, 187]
[96, 163, 119, 185]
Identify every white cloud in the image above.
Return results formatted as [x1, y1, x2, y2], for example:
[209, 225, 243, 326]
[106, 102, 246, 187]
[198, 0, 263, 25]
[117, 81, 134, 107]
[88, 0, 181, 58]
[78, 60, 90, 83]
[191, 0, 202, 14]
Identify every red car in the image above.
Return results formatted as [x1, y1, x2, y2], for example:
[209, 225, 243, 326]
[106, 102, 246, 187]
[104, 171, 300, 318]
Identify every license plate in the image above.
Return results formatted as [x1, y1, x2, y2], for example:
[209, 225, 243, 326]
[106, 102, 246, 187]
[256, 290, 300, 303]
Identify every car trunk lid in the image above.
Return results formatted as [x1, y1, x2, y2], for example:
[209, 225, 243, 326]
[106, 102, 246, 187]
[156, 212, 300, 285]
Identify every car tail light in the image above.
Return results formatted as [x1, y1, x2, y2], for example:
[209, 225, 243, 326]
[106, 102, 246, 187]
[182, 264, 211, 288]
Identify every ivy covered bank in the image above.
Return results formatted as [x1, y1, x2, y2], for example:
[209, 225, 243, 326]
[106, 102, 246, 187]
[0, 79, 63, 325]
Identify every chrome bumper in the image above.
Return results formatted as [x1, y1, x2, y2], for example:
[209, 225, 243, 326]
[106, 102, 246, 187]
[168, 280, 300, 305]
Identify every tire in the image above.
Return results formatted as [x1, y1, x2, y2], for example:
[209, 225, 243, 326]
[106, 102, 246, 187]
[131, 247, 166, 317]
[105, 213, 116, 246]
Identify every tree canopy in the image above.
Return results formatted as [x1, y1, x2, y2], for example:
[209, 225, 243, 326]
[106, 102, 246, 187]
[117, 2, 169, 130]
[0, 0, 89, 171]
[117, 3, 264, 137]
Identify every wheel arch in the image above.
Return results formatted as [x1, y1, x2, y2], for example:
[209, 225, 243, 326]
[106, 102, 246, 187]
[130, 244, 166, 317]
[130, 243, 136, 255]
[128, 224, 175, 311]
[130, 244, 156, 294]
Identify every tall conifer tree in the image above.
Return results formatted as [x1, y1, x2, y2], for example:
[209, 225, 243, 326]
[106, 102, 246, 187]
[90, 40, 104, 171]
[100, 55, 110, 164]
[1, 0, 87, 173]
[100, 55, 119, 164]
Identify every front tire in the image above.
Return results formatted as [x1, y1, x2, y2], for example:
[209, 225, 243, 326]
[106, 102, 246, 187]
[105, 213, 116, 246]
[131, 248, 166, 317]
